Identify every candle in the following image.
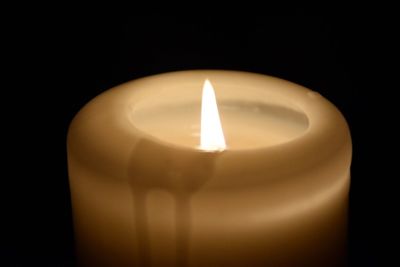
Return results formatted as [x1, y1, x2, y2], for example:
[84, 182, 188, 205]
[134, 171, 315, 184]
[67, 70, 351, 267]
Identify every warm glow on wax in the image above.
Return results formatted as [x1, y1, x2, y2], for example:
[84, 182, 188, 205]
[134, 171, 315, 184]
[200, 79, 226, 151]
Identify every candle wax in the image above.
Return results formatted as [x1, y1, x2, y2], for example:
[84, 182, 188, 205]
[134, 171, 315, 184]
[68, 70, 351, 267]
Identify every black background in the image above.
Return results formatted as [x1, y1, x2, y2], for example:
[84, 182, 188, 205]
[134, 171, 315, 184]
[4, 12, 395, 266]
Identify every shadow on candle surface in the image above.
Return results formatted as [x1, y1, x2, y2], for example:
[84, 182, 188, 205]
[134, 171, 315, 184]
[128, 138, 220, 267]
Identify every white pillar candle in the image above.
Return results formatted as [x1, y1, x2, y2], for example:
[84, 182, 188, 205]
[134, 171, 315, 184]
[67, 70, 351, 267]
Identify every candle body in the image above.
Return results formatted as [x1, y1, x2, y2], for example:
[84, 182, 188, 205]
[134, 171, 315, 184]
[67, 71, 351, 267]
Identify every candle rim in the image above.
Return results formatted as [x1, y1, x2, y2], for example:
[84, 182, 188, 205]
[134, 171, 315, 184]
[68, 70, 351, 184]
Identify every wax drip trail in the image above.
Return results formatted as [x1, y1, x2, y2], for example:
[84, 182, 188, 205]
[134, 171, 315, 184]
[176, 195, 191, 267]
[132, 189, 191, 267]
[133, 191, 151, 267]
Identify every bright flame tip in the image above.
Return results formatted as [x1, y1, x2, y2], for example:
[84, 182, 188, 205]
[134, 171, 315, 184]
[200, 79, 226, 151]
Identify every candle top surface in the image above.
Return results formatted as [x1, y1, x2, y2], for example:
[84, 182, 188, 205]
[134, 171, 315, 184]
[126, 71, 315, 151]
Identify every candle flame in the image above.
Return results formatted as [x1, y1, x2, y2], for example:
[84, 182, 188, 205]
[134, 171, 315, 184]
[200, 79, 226, 151]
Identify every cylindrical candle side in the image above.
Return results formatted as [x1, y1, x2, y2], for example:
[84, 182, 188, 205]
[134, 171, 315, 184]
[67, 70, 351, 267]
